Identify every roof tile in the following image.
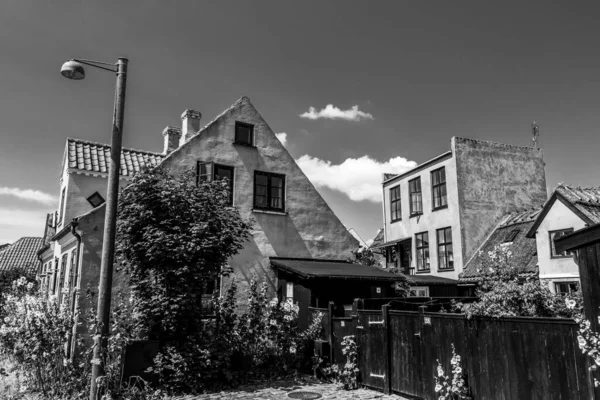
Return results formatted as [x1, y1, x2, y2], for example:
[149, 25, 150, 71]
[0, 237, 44, 274]
[67, 138, 164, 177]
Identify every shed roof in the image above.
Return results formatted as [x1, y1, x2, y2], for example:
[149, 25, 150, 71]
[0, 237, 44, 274]
[270, 257, 405, 281]
[406, 274, 459, 286]
[461, 209, 541, 281]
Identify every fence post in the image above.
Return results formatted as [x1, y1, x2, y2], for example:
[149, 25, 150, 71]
[382, 304, 392, 395]
[328, 302, 335, 365]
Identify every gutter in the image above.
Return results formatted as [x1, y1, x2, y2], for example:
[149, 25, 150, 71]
[67, 219, 82, 359]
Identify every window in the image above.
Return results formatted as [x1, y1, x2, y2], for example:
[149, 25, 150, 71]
[286, 282, 294, 299]
[58, 188, 66, 225]
[58, 253, 68, 302]
[390, 185, 401, 222]
[254, 171, 285, 211]
[386, 245, 397, 269]
[214, 164, 234, 205]
[409, 178, 423, 216]
[555, 281, 579, 295]
[86, 192, 105, 208]
[69, 249, 77, 290]
[504, 230, 520, 243]
[415, 232, 430, 271]
[550, 229, 574, 258]
[431, 167, 447, 209]
[197, 162, 234, 205]
[409, 286, 430, 297]
[235, 121, 254, 145]
[52, 258, 59, 294]
[437, 227, 454, 270]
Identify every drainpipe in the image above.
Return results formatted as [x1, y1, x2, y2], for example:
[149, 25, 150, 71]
[68, 219, 82, 359]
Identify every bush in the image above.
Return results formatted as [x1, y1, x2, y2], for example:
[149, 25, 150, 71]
[0, 277, 87, 398]
[454, 245, 578, 319]
[148, 280, 324, 394]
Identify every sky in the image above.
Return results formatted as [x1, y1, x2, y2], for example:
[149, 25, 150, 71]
[1, 1, 600, 244]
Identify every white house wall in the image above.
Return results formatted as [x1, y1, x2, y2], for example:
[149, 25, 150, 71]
[383, 156, 464, 280]
[535, 199, 584, 289]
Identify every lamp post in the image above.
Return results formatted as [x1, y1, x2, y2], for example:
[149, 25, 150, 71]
[61, 57, 128, 400]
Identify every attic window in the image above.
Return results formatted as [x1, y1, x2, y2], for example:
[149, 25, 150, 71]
[87, 192, 105, 208]
[504, 230, 520, 243]
[234, 122, 254, 146]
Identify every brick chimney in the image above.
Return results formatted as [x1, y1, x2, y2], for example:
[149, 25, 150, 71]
[180, 109, 202, 145]
[162, 126, 182, 155]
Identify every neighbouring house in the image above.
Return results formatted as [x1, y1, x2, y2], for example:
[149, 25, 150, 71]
[38, 96, 359, 350]
[458, 208, 541, 294]
[0, 237, 44, 275]
[270, 257, 405, 329]
[525, 185, 600, 294]
[376, 137, 547, 297]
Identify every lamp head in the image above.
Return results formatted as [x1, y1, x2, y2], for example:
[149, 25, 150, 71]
[60, 60, 85, 80]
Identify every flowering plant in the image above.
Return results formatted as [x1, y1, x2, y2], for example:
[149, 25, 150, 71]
[566, 297, 600, 387]
[0, 277, 87, 398]
[434, 344, 471, 400]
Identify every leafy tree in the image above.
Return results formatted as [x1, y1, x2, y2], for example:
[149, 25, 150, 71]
[116, 167, 252, 343]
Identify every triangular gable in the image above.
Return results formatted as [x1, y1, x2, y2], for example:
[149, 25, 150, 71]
[526, 191, 593, 238]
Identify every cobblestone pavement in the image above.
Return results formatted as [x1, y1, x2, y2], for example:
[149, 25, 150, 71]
[177, 379, 410, 400]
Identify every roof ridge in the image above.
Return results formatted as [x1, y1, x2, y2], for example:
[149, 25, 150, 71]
[67, 137, 165, 157]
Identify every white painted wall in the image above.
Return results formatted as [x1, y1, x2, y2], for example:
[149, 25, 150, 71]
[533, 199, 584, 292]
[383, 156, 464, 280]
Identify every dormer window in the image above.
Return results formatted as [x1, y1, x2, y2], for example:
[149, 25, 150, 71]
[235, 122, 254, 146]
[87, 192, 105, 208]
[503, 229, 519, 243]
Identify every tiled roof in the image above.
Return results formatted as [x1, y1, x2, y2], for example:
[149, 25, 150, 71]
[556, 185, 600, 224]
[0, 237, 44, 274]
[461, 209, 541, 281]
[66, 138, 165, 177]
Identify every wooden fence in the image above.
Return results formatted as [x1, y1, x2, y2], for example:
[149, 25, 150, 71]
[323, 300, 594, 400]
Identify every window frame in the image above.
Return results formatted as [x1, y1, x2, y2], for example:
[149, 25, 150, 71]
[234, 121, 255, 146]
[437, 227, 454, 271]
[253, 171, 286, 212]
[549, 229, 574, 259]
[503, 229, 520, 243]
[86, 192, 105, 208]
[58, 187, 66, 226]
[409, 177, 423, 216]
[431, 167, 448, 210]
[415, 231, 430, 272]
[390, 185, 402, 222]
[197, 162, 235, 206]
[213, 164, 235, 206]
[554, 281, 579, 295]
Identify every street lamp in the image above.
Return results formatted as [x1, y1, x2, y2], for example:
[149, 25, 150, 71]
[61, 57, 128, 400]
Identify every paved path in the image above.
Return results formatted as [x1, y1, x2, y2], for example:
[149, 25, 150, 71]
[177, 379, 410, 400]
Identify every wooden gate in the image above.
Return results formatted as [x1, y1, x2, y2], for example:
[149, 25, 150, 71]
[356, 309, 389, 390]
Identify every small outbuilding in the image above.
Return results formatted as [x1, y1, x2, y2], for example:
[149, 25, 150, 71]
[270, 257, 406, 330]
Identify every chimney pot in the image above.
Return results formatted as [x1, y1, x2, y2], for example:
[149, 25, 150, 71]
[180, 109, 202, 145]
[162, 126, 182, 155]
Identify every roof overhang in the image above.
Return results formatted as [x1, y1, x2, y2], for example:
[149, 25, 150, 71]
[270, 257, 405, 281]
[370, 236, 411, 250]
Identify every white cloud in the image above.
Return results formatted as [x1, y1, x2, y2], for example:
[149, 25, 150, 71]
[300, 105, 374, 121]
[296, 154, 417, 202]
[0, 209, 49, 243]
[275, 132, 288, 147]
[0, 187, 57, 205]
